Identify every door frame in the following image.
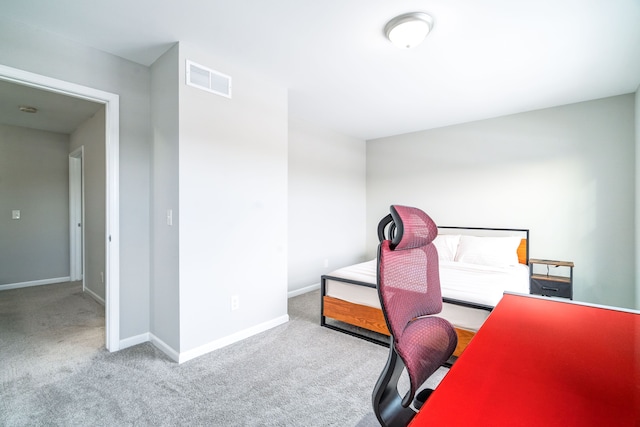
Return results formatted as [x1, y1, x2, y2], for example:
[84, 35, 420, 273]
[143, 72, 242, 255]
[0, 64, 121, 351]
[69, 146, 84, 283]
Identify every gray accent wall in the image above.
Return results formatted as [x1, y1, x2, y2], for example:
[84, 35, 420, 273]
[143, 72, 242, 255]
[0, 124, 70, 285]
[367, 94, 636, 309]
[70, 106, 106, 300]
[288, 117, 367, 293]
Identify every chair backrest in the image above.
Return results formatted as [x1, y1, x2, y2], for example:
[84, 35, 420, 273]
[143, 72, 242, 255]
[378, 205, 442, 338]
[377, 205, 453, 408]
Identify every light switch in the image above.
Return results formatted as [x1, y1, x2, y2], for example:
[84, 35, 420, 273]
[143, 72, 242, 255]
[12, 210, 20, 220]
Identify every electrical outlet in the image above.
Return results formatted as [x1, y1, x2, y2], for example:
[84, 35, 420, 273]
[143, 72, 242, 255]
[231, 295, 240, 311]
[100, 272, 104, 284]
[323, 258, 329, 268]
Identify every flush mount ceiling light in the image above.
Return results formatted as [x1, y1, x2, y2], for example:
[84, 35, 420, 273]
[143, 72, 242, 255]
[384, 12, 434, 49]
[19, 105, 38, 113]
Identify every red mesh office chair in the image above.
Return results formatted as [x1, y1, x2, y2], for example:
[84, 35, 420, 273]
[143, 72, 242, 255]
[372, 205, 458, 427]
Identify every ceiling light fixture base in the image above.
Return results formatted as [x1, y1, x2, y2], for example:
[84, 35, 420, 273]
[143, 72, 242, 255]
[384, 12, 434, 49]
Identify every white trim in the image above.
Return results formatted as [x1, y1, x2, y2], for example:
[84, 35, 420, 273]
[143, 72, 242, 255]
[149, 334, 180, 362]
[288, 283, 320, 298]
[0, 64, 121, 352]
[105, 88, 120, 352]
[122, 316, 292, 364]
[84, 286, 105, 306]
[120, 332, 151, 350]
[177, 315, 290, 364]
[0, 277, 71, 291]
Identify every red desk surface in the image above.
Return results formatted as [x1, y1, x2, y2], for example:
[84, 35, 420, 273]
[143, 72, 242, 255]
[410, 293, 640, 427]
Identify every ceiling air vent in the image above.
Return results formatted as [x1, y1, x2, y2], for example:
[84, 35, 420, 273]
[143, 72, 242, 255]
[186, 60, 232, 98]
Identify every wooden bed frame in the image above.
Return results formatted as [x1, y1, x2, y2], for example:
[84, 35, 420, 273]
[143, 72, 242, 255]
[321, 283, 489, 357]
[320, 226, 529, 357]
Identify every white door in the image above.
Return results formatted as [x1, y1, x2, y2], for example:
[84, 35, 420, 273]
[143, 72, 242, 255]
[69, 147, 84, 282]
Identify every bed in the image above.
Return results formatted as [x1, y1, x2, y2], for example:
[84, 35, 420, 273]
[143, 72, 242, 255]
[320, 226, 530, 357]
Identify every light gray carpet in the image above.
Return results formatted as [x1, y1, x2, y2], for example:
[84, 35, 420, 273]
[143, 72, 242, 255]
[0, 283, 446, 426]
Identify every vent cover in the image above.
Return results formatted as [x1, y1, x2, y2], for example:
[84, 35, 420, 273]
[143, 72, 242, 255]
[186, 60, 232, 98]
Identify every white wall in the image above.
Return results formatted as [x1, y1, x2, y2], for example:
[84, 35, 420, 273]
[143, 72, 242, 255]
[636, 87, 640, 310]
[176, 44, 289, 355]
[150, 44, 181, 351]
[0, 18, 152, 340]
[0, 125, 70, 285]
[368, 94, 635, 309]
[70, 107, 106, 300]
[288, 118, 367, 294]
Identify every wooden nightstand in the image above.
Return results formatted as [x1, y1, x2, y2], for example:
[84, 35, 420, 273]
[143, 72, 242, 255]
[529, 258, 574, 300]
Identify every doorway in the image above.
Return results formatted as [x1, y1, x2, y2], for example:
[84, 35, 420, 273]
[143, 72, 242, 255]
[0, 64, 121, 351]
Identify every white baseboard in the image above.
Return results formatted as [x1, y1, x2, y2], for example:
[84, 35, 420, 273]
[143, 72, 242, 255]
[119, 315, 290, 365]
[119, 332, 181, 363]
[119, 332, 150, 350]
[149, 333, 180, 362]
[0, 276, 71, 291]
[288, 283, 320, 298]
[177, 314, 290, 364]
[84, 286, 105, 306]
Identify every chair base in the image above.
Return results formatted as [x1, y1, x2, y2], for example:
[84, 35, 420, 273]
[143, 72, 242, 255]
[413, 388, 433, 411]
[372, 343, 418, 427]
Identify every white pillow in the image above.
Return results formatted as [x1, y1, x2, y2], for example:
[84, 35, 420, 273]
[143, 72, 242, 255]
[433, 234, 461, 262]
[454, 235, 521, 267]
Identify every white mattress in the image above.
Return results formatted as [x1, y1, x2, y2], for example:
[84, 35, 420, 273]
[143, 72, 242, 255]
[324, 259, 529, 331]
[438, 260, 530, 306]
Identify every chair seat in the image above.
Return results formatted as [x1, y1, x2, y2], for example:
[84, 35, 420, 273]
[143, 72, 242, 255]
[397, 316, 458, 393]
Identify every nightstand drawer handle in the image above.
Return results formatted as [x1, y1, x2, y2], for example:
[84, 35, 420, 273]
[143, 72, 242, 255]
[542, 286, 558, 292]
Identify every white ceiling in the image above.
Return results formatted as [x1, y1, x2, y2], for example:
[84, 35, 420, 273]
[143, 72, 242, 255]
[2, 0, 639, 140]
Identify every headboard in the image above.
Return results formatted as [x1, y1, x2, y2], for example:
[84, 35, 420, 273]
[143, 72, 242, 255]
[437, 226, 529, 265]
